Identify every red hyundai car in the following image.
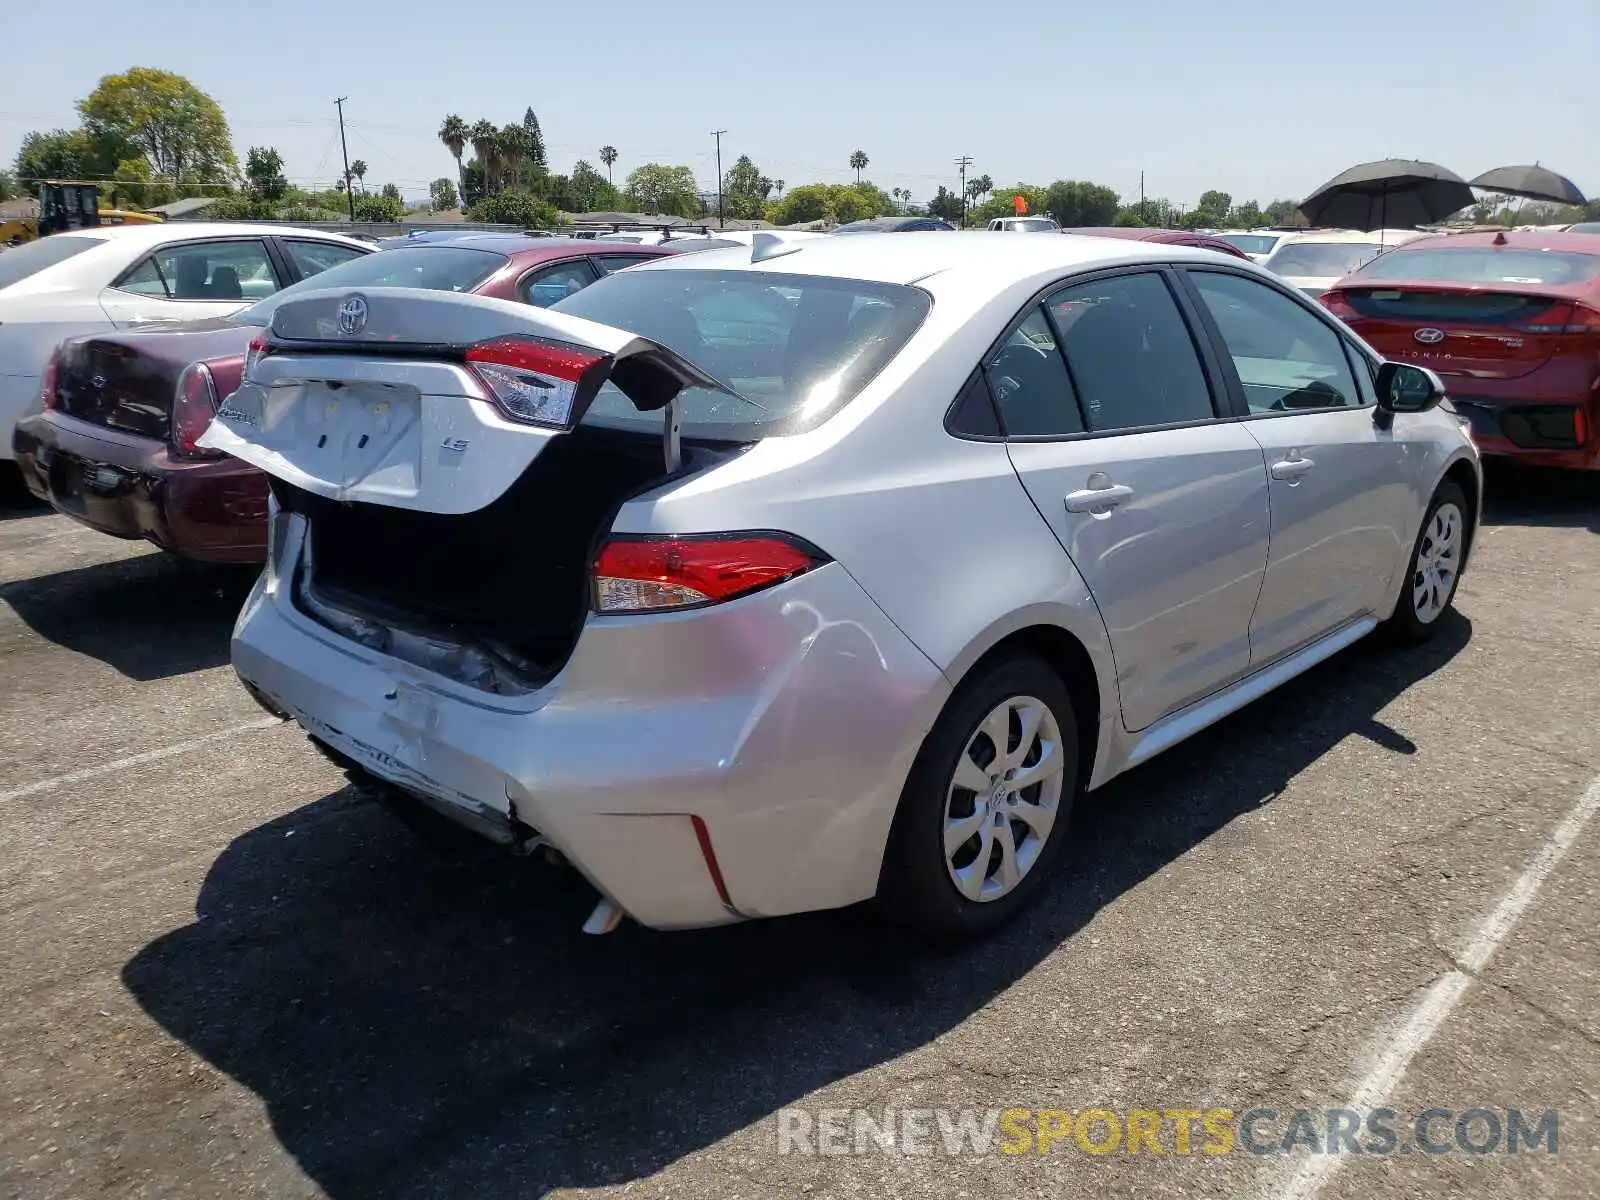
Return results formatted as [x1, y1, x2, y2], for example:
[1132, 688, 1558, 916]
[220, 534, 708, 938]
[1321, 231, 1600, 470]
[13, 236, 672, 560]
[1062, 227, 1252, 259]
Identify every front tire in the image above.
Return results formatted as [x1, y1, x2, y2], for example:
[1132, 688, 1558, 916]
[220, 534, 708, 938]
[877, 654, 1079, 936]
[1384, 480, 1468, 643]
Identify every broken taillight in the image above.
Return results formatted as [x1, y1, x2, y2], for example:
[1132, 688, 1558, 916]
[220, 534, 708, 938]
[40, 348, 62, 411]
[465, 336, 605, 428]
[172, 362, 223, 458]
[591, 533, 827, 613]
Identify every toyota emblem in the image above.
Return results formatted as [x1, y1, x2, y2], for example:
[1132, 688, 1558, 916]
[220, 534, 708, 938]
[1414, 327, 1445, 345]
[336, 293, 369, 336]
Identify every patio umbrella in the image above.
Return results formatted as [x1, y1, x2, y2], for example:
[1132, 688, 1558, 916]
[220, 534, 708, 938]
[1299, 160, 1476, 231]
[1468, 165, 1587, 206]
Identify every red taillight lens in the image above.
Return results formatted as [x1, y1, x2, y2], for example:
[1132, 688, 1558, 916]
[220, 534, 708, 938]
[172, 362, 222, 458]
[1563, 303, 1600, 333]
[40, 349, 62, 411]
[1319, 290, 1359, 321]
[465, 336, 606, 428]
[592, 534, 827, 613]
[244, 333, 269, 380]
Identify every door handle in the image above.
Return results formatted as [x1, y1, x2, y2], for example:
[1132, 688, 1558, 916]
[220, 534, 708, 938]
[1270, 455, 1315, 482]
[1064, 483, 1134, 513]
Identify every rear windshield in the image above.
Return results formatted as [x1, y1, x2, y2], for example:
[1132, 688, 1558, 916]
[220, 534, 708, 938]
[1266, 242, 1383, 278]
[234, 245, 508, 326]
[0, 235, 105, 292]
[1351, 248, 1600, 287]
[1218, 233, 1280, 254]
[551, 268, 933, 438]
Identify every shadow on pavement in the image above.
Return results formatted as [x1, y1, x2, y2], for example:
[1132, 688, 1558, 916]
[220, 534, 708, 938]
[123, 614, 1470, 1198]
[0, 468, 49, 520]
[1482, 461, 1600, 534]
[0, 550, 256, 680]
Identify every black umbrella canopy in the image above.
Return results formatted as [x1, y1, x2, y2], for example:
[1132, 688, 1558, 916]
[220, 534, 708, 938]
[1300, 159, 1476, 230]
[1469, 165, 1587, 206]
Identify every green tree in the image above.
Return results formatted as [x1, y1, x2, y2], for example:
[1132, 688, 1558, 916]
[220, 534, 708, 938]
[774, 178, 785, 197]
[468, 120, 499, 196]
[498, 124, 528, 193]
[522, 108, 548, 172]
[1041, 180, 1120, 227]
[460, 160, 487, 208]
[926, 185, 963, 222]
[428, 177, 459, 211]
[14, 128, 99, 184]
[969, 183, 1049, 225]
[599, 144, 618, 184]
[721, 155, 773, 220]
[849, 149, 868, 183]
[244, 146, 288, 203]
[1262, 198, 1303, 226]
[438, 114, 469, 208]
[353, 192, 405, 222]
[1183, 189, 1231, 229]
[0, 171, 14, 201]
[380, 182, 401, 202]
[77, 68, 236, 187]
[467, 190, 559, 228]
[622, 163, 700, 217]
[768, 181, 892, 226]
[349, 160, 368, 194]
[1228, 199, 1263, 229]
[568, 160, 617, 212]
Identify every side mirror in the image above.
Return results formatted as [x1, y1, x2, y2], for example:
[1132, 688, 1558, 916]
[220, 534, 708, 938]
[1373, 362, 1444, 430]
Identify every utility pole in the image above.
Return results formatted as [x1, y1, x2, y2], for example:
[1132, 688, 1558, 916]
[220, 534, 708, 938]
[1140, 171, 1146, 226]
[954, 155, 974, 227]
[335, 97, 355, 222]
[711, 129, 727, 228]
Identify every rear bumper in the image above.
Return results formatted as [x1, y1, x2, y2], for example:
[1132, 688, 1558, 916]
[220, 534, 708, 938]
[1449, 397, 1598, 471]
[11, 412, 268, 561]
[231, 513, 951, 930]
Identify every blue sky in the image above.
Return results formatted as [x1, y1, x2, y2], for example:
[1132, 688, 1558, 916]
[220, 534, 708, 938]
[1, 0, 1595, 207]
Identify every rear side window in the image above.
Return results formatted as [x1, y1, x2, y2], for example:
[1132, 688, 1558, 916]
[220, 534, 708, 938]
[985, 307, 1083, 436]
[0, 235, 105, 292]
[1352, 248, 1600, 287]
[1190, 271, 1360, 412]
[1048, 272, 1216, 432]
[518, 259, 598, 307]
[552, 268, 932, 437]
[284, 239, 368, 279]
[233, 245, 509, 327]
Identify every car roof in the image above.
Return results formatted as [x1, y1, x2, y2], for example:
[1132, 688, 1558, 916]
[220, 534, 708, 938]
[1385, 229, 1600, 255]
[1273, 228, 1405, 245]
[59, 222, 370, 250]
[628, 229, 1248, 288]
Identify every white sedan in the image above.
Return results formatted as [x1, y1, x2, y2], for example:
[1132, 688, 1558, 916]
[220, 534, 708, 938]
[0, 223, 371, 462]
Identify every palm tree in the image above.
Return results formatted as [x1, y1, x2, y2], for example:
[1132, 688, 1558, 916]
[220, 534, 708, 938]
[468, 120, 498, 196]
[599, 145, 618, 185]
[774, 179, 785, 197]
[849, 150, 869, 184]
[498, 124, 527, 193]
[350, 160, 368, 195]
[438, 114, 469, 210]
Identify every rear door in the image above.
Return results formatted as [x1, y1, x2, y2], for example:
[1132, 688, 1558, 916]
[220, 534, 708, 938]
[1181, 267, 1411, 665]
[99, 237, 287, 327]
[1000, 268, 1271, 732]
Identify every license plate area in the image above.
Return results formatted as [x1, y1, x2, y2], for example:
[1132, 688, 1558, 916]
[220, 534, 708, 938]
[220, 380, 423, 492]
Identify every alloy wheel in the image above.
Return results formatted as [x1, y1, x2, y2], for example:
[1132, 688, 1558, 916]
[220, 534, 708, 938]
[943, 694, 1066, 903]
[1412, 501, 1463, 624]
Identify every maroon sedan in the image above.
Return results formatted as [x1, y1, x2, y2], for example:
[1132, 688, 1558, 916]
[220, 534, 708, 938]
[13, 236, 671, 561]
[1062, 227, 1252, 259]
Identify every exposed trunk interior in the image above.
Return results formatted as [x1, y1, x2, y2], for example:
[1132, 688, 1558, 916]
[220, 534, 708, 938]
[274, 426, 730, 693]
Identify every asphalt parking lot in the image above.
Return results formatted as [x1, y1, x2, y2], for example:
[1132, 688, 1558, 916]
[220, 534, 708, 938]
[1, 464, 1597, 1200]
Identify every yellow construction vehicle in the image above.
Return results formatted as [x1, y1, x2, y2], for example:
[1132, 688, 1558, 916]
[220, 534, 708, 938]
[1, 182, 163, 246]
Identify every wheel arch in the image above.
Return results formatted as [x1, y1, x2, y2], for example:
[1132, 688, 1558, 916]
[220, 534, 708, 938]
[1440, 454, 1481, 565]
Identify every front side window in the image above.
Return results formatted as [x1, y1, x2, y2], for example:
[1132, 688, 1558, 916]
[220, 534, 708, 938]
[1048, 272, 1216, 432]
[1190, 271, 1361, 413]
[122, 239, 280, 301]
[519, 260, 599, 307]
[284, 239, 368, 279]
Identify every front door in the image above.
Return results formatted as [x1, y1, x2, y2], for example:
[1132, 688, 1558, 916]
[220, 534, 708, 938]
[1182, 268, 1412, 666]
[997, 270, 1272, 732]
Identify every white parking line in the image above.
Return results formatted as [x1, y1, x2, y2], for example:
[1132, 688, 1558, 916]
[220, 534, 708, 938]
[1272, 773, 1600, 1200]
[0, 717, 286, 803]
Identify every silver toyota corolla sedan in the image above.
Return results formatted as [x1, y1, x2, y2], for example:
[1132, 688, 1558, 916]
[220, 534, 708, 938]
[203, 232, 1480, 937]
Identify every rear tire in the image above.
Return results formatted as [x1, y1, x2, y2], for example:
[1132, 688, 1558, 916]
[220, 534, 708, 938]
[1383, 480, 1468, 643]
[876, 654, 1079, 937]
